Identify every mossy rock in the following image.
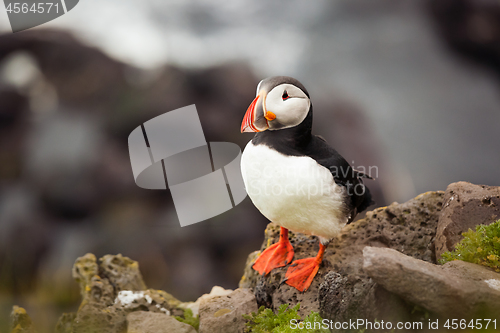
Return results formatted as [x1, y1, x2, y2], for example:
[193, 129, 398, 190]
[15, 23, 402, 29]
[58, 253, 191, 333]
[440, 219, 500, 272]
[10, 306, 37, 333]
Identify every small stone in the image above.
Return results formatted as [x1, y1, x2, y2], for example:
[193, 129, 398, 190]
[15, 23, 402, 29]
[185, 286, 233, 316]
[127, 311, 196, 333]
[198, 288, 258, 333]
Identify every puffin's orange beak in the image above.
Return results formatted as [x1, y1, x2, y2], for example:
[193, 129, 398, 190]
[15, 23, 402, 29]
[241, 95, 261, 132]
[241, 92, 276, 133]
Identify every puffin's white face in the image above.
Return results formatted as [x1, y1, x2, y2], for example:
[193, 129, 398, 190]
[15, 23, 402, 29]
[241, 78, 311, 133]
[264, 83, 310, 130]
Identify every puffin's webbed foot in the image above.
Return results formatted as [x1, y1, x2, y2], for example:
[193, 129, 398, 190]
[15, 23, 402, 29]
[252, 227, 294, 275]
[284, 243, 326, 292]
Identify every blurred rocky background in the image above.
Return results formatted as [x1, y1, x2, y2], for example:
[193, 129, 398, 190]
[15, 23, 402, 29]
[0, 0, 499, 332]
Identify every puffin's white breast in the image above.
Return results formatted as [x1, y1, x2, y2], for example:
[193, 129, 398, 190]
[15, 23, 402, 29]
[241, 141, 348, 241]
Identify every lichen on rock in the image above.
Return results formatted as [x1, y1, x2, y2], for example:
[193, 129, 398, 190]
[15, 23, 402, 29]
[54, 313, 76, 333]
[56, 253, 192, 333]
[10, 306, 37, 333]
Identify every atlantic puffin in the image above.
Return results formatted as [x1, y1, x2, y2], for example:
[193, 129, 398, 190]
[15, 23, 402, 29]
[240, 76, 373, 292]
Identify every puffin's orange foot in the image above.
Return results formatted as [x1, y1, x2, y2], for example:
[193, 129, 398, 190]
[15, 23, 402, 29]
[252, 239, 294, 275]
[284, 243, 326, 292]
[284, 257, 320, 292]
[253, 227, 294, 275]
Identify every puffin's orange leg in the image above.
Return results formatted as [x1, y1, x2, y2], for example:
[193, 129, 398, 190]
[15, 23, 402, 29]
[284, 243, 326, 292]
[253, 227, 294, 275]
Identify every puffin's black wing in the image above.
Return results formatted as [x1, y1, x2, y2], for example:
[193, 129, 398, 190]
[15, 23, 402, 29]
[306, 135, 374, 222]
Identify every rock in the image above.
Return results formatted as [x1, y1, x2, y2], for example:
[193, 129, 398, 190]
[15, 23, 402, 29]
[114, 289, 183, 316]
[239, 251, 259, 289]
[99, 254, 147, 292]
[75, 272, 115, 309]
[71, 253, 100, 301]
[71, 253, 146, 307]
[126, 311, 196, 333]
[198, 288, 258, 333]
[185, 286, 233, 316]
[363, 246, 500, 317]
[435, 182, 500, 258]
[58, 253, 189, 333]
[318, 270, 412, 326]
[240, 191, 444, 322]
[54, 313, 76, 333]
[10, 306, 37, 333]
[72, 306, 127, 333]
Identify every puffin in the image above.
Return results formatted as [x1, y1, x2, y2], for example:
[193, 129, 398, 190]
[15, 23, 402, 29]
[240, 76, 373, 292]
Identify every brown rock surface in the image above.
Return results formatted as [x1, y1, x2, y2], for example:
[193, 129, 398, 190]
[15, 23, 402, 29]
[363, 246, 500, 317]
[435, 182, 500, 258]
[198, 288, 258, 333]
[127, 311, 196, 333]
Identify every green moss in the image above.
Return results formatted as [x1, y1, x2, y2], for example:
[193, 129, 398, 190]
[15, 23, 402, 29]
[243, 303, 329, 333]
[439, 220, 500, 272]
[174, 308, 199, 331]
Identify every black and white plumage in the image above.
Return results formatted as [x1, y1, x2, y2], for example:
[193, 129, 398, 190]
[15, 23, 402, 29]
[241, 76, 373, 244]
[240, 76, 373, 292]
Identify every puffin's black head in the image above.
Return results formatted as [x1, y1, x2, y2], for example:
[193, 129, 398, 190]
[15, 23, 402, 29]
[241, 76, 311, 133]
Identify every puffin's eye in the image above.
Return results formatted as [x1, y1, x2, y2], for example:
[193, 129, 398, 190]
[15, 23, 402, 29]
[282, 91, 289, 101]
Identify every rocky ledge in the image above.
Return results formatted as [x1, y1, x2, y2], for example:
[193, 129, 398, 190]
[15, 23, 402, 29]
[240, 181, 500, 328]
[10, 182, 500, 333]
